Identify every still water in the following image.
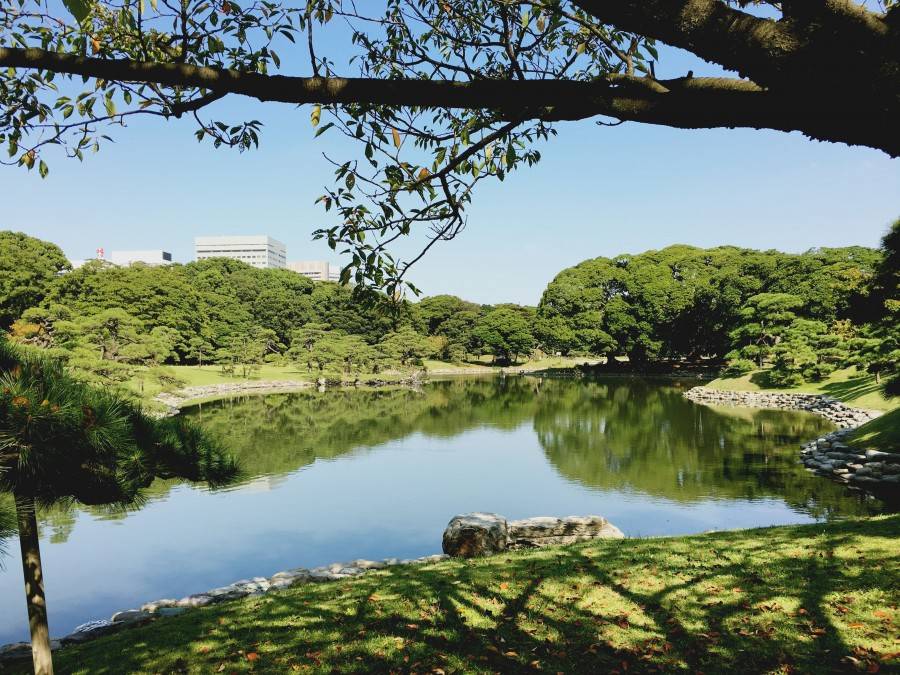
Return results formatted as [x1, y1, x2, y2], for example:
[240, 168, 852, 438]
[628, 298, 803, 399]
[0, 376, 888, 643]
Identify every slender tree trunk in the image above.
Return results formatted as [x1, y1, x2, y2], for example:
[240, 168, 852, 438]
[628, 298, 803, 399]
[14, 494, 54, 675]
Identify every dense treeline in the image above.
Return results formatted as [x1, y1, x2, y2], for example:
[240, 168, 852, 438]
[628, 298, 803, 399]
[536, 233, 898, 391]
[2, 226, 896, 393]
[0, 232, 539, 387]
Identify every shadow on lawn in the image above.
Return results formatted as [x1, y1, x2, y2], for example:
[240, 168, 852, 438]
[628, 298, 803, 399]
[50, 518, 899, 674]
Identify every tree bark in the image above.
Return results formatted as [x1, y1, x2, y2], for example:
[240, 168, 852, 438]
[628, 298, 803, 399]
[14, 494, 54, 675]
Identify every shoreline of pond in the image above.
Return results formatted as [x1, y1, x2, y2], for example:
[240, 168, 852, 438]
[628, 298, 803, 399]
[683, 386, 898, 499]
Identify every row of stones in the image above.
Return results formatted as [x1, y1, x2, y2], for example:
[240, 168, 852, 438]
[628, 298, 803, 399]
[682, 386, 881, 428]
[800, 428, 900, 490]
[154, 380, 314, 412]
[0, 553, 448, 664]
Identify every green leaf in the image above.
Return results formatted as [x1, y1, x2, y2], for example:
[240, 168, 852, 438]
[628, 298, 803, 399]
[62, 0, 91, 23]
[38, 160, 49, 178]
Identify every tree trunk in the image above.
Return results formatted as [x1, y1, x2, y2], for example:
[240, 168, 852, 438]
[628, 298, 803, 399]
[14, 494, 54, 675]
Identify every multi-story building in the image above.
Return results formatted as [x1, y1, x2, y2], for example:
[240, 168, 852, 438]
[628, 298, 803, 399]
[109, 250, 173, 266]
[288, 260, 340, 282]
[194, 236, 287, 269]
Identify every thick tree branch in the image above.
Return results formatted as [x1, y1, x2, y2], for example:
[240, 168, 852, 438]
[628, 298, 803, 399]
[571, 0, 895, 88]
[1, 46, 896, 155]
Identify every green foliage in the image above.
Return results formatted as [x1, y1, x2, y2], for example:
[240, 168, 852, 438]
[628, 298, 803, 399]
[377, 326, 431, 367]
[537, 245, 881, 368]
[0, 232, 70, 329]
[0, 337, 238, 505]
[473, 307, 535, 364]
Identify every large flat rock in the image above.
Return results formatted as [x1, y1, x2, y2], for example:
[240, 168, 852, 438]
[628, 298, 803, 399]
[442, 513, 624, 558]
[508, 515, 624, 548]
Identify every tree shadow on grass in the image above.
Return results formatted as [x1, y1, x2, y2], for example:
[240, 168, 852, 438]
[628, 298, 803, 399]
[41, 516, 900, 674]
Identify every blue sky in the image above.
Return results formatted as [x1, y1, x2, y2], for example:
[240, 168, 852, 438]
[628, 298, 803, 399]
[2, 40, 898, 305]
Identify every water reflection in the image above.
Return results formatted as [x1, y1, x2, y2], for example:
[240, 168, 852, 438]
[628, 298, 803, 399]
[0, 376, 888, 644]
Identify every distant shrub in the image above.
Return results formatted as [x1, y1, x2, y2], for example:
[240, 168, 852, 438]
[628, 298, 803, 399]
[723, 359, 755, 377]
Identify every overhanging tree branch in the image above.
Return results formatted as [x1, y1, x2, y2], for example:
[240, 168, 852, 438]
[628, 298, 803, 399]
[1, 47, 896, 155]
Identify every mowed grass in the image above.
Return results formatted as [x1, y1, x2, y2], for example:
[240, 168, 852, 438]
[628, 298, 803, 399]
[707, 367, 898, 412]
[35, 516, 900, 674]
[126, 364, 314, 400]
[849, 409, 900, 453]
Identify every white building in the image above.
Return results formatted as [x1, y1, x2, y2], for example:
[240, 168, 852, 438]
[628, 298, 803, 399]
[109, 250, 173, 266]
[288, 260, 341, 282]
[194, 235, 287, 269]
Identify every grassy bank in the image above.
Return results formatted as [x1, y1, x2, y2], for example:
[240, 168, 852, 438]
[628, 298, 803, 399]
[33, 516, 900, 674]
[848, 409, 900, 453]
[128, 357, 597, 401]
[706, 367, 898, 413]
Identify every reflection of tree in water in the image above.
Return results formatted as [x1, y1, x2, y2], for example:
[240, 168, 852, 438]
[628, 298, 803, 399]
[21, 377, 886, 545]
[532, 379, 885, 518]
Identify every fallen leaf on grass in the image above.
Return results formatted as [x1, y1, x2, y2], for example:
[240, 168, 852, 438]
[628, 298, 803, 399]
[247, 652, 260, 662]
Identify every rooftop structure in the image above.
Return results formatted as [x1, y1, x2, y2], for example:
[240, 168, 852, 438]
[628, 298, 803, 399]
[194, 235, 286, 269]
[109, 250, 173, 266]
[288, 260, 340, 282]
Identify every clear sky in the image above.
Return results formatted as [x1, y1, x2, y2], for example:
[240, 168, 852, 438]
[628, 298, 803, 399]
[1, 42, 898, 306]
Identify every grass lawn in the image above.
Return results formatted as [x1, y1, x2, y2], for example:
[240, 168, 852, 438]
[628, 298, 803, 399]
[848, 409, 900, 452]
[132, 358, 596, 401]
[706, 367, 899, 413]
[36, 516, 900, 674]
[126, 364, 315, 400]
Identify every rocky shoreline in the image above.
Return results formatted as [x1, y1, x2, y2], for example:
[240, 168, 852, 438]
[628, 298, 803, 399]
[683, 386, 882, 427]
[683, 386, 897, 496]
[0, 511, 626, 664]
[0, 552, 450, 664]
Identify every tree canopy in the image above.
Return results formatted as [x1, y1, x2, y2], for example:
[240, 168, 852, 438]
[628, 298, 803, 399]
[0, 232, 70, 329]
[535, 243, 883, 370]
[1, 0, 897, 293]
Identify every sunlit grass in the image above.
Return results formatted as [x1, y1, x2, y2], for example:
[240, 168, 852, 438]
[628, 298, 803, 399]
[30, 515, 900, 674]
[707, 367, 898, 412]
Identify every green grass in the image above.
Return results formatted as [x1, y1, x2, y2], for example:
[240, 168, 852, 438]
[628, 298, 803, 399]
[707, 367, 899, 412]
[32, 516, 900, 674]
[848, 409, 900, 453]
[127, 364, 315, 400]
[132, 358, 596, 402]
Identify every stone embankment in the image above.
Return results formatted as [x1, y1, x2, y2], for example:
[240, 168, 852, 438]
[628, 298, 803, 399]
[683, 386, 898, 495]
[0, 553, 448, 664]
[154, 380, 314, 413]
[442, 513, 624, 558]
[683, 386, 881, 427]
[800, 429, 900, 492]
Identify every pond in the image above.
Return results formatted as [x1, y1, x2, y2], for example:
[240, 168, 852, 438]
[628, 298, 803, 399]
[0, 376, 889, 643]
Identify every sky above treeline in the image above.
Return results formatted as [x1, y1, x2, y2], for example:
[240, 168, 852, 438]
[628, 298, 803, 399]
[2, 35, 898, 306]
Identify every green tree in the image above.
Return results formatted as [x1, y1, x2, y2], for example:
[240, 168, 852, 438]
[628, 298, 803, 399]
[727, 293, 804, 368]
[473, 308, 535, 364]
[186, 335, 214, 368]
[377, 326, 431, 367]
[0, 232, 70, 329]
[0, 339, 237, 674]
[768, 319, 849, 386]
